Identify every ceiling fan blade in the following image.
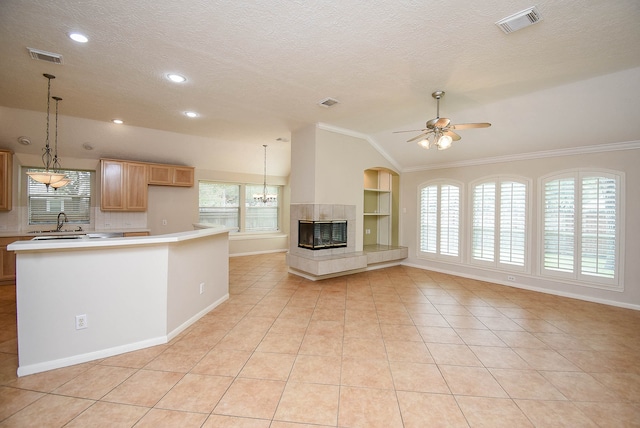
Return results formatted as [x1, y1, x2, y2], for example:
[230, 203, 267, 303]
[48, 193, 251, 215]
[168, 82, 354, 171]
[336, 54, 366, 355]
[444, 130, 461, 141]
[393, 128, 427, 134]
[407, 132, 431, 143]
[451, 122, 491, 130]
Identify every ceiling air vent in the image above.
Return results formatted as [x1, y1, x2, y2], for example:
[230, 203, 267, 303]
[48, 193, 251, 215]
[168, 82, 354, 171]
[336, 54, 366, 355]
[496, 6, 543, 34]
[27, 47, 64, 64]
[318, 97, 339, 108]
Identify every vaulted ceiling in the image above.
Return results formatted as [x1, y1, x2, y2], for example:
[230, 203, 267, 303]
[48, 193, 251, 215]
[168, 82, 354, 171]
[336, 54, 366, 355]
[1, 0, 639, 176]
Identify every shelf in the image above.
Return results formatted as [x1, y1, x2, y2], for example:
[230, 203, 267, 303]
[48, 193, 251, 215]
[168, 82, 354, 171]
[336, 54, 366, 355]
[364, 188, 391, 193]
[364, 212, 390, 216]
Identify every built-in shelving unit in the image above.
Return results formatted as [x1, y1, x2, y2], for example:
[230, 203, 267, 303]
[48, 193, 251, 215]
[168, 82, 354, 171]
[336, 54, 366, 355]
[363, 168, 399, 247]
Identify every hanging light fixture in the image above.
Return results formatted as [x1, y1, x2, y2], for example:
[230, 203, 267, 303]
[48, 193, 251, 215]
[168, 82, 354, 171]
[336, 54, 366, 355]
[253, 144, 276, 203]
[26, 74, 66, 188]
[48, 95, 70, 189]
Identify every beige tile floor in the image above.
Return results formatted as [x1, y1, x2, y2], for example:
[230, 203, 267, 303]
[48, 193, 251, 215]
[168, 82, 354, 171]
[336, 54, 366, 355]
[1, 252, 639, 427]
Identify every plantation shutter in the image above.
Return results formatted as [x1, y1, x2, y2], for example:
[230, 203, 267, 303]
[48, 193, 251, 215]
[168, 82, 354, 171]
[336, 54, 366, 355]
[440, 185, 459, 256]
[581, 176, 616, 279]
[499, 181, 526, 266]
[543, 177, 575, 273]
[472, 182, 495, 261]
[419, 185, 437, 253]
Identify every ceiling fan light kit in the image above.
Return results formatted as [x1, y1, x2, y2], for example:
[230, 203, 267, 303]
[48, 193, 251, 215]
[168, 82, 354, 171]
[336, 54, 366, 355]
[395, 90, 491, 151]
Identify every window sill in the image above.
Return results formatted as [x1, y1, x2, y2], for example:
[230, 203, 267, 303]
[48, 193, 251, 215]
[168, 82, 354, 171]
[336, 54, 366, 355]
[228, 232, 287, 241]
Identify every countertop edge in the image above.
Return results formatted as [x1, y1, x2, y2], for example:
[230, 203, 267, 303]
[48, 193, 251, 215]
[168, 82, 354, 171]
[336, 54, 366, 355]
[8, 227, 232, 252]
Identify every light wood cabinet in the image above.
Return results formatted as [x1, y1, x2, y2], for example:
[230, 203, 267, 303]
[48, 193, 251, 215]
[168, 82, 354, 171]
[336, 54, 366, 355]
[100, 159, 148, 211]
[148, 164, 194, 187]
[0, 149, 12, 211]
[0, 236, 28, 283]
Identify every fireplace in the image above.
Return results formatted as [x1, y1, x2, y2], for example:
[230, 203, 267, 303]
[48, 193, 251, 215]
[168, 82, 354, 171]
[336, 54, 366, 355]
[298, 220, 347, 250]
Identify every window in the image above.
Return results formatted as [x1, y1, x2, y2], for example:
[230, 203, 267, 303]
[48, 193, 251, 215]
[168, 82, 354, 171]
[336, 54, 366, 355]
[471, 178, 527, 270]
[27, 169, 92, 224]
[198, 183, 240, 231]
[245, 184, 280, 232]
[419, 182, 460, 259]
[199, 182, 281, 233]
[542, 171, 620, 287]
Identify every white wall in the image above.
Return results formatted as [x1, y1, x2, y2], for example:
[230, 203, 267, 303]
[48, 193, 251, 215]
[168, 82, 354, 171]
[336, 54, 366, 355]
[400, 147, 640, 308]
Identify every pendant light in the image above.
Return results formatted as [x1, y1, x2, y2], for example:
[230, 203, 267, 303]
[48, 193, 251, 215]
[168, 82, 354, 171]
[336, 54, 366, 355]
[48, 96, 70, 189]
[253, 144, 276, 203]
[26, 74, 66, 188]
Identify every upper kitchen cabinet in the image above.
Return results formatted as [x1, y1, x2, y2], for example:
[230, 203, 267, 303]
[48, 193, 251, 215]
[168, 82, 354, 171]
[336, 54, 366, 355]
[100, 159, 148, 211]
[0, 149, 13, 211]
[148, 164, 194, 187]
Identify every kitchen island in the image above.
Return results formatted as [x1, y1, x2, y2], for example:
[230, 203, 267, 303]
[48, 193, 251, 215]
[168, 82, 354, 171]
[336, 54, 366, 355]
[8, 227, 230, 377]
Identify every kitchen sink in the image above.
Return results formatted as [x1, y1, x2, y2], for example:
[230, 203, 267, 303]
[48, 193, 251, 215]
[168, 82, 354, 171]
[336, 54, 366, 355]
[31, 232, 124, 241]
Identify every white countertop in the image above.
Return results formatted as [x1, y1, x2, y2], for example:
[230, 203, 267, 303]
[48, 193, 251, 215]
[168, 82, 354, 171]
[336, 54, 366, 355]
[8, 227, 231, 252]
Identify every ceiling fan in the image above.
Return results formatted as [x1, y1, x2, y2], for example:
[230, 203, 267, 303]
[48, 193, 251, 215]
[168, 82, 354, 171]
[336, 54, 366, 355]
[395, 91, 491, 150]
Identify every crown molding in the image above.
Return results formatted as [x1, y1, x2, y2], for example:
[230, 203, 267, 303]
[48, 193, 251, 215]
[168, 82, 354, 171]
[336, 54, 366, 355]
[402, 140, 640, 173]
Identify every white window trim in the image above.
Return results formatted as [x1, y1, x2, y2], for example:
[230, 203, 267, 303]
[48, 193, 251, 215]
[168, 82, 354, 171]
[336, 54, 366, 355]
[538, 168, 625, 291]
[416, 179, 463, 263]
[468, 175, 531, 274]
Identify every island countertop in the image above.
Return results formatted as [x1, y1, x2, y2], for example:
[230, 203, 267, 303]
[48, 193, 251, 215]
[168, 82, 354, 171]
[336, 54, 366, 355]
[8, 226, 231, 252]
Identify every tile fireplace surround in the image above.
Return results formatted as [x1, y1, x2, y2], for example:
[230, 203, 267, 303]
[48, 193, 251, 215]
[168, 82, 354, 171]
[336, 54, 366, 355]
[287, 203, 408, 280]
[287, 204, 366, 279]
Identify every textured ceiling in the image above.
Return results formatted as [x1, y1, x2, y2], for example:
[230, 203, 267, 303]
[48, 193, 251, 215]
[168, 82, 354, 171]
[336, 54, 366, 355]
[0, 0, 639, 175]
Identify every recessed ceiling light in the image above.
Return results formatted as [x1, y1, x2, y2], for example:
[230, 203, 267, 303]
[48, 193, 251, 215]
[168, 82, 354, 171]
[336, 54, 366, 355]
[17, 136, 31, 145]
[112, 119, 124, 124]
[166, 73, 187, 83]
[184, 111, 199, 118]
[68, 32, 88, 43]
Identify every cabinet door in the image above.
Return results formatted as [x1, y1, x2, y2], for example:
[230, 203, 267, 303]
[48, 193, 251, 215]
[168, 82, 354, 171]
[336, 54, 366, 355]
[0, 150, 12, 211]
[125, 162, 148, 211]
[148, 164, 172, 185]
[101, 160, 125, 210]
[172, 167, 194, 187]
[0, 237, 25, 283]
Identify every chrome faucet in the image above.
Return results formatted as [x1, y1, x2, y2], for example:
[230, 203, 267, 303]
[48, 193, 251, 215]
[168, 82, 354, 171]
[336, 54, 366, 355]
[56, 212, 69, 232]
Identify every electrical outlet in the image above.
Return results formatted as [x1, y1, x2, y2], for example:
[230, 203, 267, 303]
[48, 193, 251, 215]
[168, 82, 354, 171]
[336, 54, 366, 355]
[507, 275, 516, 281]
[162, 219, 167, 226]
[199, 282, 204, 294]
[365, 229, 371, 235]
[75, 314, 88, 330]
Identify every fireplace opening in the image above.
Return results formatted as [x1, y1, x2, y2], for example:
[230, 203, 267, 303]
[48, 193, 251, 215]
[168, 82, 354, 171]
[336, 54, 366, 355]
[298, 220, 347, 250]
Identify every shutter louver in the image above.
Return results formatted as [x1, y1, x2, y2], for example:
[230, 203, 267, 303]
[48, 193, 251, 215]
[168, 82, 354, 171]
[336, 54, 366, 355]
[440, 185, 459, 256]
[544, 178, 575, 272]
[500, 181, 526, 266]
[581, 176, 616, 279]
[419, 186, 437, 253]
[472, 182, 495, 261]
